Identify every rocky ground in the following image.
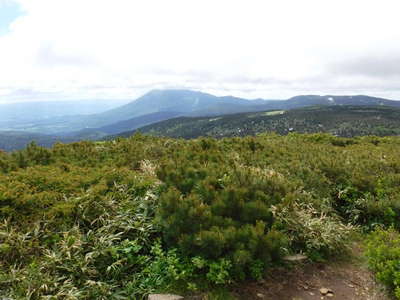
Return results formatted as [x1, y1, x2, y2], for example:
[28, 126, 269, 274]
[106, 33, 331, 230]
[230, 260, 390, 300]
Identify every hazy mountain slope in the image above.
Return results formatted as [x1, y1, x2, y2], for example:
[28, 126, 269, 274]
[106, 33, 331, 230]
[284, 95, 400, 108]
[2, 90, 272, 134]
[63, 111, 183, 140]
[94, 93, 400, 127]
[0, 131, 73, 152]
[91, 90, 267, 123]
[115, 106, 400, 139]
[92, 111, 183, 135]
[187, 102, 277, 117]
[0, 99, 129, 125]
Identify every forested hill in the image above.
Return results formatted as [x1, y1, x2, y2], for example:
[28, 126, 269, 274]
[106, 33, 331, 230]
[116, 105, 400, 139]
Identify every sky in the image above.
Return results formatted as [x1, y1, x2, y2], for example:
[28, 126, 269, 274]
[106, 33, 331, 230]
[0, 0, 400, 103]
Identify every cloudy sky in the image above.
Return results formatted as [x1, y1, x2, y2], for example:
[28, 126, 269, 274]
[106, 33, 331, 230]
[0, 0, 399, 103]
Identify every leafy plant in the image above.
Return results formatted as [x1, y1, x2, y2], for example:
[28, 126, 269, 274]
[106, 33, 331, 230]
[365, 227, 400, 299]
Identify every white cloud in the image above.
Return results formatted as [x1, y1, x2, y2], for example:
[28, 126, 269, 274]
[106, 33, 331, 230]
[0, 0, 400, 102]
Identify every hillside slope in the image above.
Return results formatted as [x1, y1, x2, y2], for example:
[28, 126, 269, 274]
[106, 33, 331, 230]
[8, 90, 273, 134]
[94, 89, 264, 122]
[117, 105, 400, 139]
[62, 111, 183, 140]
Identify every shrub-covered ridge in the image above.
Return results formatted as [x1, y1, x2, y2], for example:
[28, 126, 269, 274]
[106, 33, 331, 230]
[1, 133, 400, 298]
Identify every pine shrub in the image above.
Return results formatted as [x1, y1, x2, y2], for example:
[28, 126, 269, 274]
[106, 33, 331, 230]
[156, 153, 291, 279]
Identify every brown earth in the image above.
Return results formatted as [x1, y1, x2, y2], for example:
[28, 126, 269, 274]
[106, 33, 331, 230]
[230, 261, 391, 300]
[186, 244, 392, 300]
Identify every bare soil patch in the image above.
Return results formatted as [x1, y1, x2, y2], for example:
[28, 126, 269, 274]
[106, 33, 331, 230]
[230, 261, 390, 300]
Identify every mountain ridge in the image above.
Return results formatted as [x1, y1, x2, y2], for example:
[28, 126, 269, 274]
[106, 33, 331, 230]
[1, 89, 399, 139]
[68, 91, 400, 139]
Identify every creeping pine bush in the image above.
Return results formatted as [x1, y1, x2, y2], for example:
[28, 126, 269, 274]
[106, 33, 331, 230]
[156, 148, 293, 280]
[365, 228, 400, 299]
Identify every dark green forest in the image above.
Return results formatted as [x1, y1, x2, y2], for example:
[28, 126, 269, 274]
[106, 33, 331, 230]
[123, 105, 400, 139]
[1, 134, 400, 299]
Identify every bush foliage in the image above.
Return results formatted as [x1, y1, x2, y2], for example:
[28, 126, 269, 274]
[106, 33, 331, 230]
[1, 134, 400, 298]
[366, 228, 400, 299]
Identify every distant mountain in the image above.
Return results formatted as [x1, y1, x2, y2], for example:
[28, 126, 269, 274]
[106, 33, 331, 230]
[1, 90, 400, 136]
[284, 95, 400, 108]
[187, 94, 400, 117]
[1, 90, 275, 134]
[83, 89, 273, 127]
[114, 105, 400, 139]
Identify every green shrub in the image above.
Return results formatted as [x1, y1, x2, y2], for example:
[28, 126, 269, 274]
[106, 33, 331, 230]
[365, 227, 400, 299]
[335, 184, 400, 230]
[157, 155, 291, 279]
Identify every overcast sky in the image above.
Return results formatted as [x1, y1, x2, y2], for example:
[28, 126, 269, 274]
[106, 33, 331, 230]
[0, 0, 400, 103]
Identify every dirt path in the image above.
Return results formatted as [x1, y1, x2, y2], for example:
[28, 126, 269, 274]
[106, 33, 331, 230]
[231, 261, 390, 300]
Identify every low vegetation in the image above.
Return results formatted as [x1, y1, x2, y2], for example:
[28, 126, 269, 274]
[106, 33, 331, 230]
[1, 133, 400, 298]
[366, 227, 400, 299]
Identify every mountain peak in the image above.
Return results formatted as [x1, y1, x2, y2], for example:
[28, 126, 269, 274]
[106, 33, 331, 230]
[145, 89, 209, 96]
